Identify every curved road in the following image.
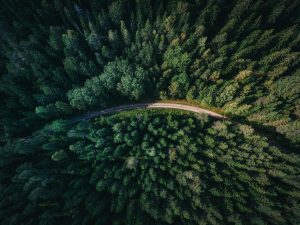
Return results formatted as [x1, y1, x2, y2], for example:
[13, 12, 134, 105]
[67, 103, 296, 153]
[70, 103, 226, 123]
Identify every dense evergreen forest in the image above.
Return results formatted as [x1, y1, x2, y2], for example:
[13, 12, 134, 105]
[0, 0, 299, 224]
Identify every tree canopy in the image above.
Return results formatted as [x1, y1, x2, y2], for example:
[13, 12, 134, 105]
[0, 0, 300, 224]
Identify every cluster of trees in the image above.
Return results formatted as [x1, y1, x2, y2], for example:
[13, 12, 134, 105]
[67, 59, 150, 110]
[0, 0, 299, 146]
[1, 110, 299, 224]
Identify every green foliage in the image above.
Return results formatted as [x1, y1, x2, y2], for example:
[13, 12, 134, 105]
[0, 0, 300, 224]
[2, 111, 299, 224]
[1, 0, 299, 143]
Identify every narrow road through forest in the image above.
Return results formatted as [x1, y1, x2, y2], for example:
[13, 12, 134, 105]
[66, 102, 296, 153]
[70, 102, 226, 123]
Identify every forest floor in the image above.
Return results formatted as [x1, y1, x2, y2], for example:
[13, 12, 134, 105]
[69, 102, 227, 124]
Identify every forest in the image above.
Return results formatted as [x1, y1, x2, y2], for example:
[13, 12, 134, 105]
[0, 0, 299, 224]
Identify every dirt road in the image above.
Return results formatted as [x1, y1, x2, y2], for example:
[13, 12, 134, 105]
[70, 103, 226, 123]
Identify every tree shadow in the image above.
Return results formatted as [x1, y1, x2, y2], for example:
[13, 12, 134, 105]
[229, 114, 299, 154]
